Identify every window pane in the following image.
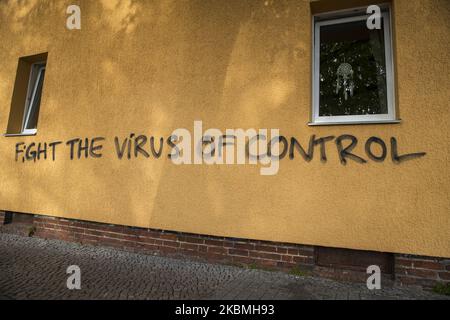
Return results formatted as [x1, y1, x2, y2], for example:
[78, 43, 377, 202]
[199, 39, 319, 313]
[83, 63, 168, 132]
[319, 18, 388, 116]
[25, 68, 45, 130]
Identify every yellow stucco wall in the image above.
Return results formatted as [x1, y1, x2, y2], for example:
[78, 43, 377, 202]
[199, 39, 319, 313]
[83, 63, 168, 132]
[0, 0, 449, 257]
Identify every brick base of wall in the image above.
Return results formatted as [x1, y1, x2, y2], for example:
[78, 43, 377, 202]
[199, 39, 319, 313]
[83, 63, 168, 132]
[395, 255, 450, 288]
[2, 212, 449, 289]
[33, 215, 315, 271]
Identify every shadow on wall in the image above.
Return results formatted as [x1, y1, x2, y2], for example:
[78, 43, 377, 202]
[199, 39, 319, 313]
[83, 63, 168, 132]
[1, 0, 310, 236]
[99, 0, 142, 34]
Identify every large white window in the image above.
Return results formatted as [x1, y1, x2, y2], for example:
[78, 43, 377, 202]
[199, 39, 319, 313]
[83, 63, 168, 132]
[311, 6, 396, 125]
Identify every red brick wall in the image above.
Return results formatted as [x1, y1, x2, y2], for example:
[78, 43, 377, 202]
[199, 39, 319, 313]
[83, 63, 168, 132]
[33, 215, 314, 270]
[395, 255, 450, 288]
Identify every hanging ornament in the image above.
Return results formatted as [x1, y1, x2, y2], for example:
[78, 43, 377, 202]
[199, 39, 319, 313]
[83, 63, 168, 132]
[335, 62, 355, 100]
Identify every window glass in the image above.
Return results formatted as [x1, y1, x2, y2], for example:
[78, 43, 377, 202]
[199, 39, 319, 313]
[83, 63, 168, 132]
[320, 18, 387, 116]
[24, 66, 45, 130]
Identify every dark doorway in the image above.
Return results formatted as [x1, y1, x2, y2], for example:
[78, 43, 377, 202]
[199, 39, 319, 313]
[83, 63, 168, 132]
[315, 246, 395, 276]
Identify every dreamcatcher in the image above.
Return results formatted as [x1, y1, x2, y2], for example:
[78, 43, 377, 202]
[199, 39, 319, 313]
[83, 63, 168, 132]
[335, 61, 355, 100]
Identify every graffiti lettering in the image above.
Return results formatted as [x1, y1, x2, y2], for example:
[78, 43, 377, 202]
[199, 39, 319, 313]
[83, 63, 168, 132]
[66, 137, 105, 160]
[14, 135, 426, 167]
[15, 141, 62, 162]
[335, 135, 367, 165]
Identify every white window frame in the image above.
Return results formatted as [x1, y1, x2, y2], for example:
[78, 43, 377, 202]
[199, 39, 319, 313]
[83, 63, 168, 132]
[21, 62, 46, 135]
[311, 6, 397, 125]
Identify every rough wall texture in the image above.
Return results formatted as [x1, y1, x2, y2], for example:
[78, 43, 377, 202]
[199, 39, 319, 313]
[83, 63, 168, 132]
[0, 0, 449, 258]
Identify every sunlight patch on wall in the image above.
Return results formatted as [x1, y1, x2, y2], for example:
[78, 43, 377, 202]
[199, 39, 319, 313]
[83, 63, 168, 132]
[99, 0, 143, 34]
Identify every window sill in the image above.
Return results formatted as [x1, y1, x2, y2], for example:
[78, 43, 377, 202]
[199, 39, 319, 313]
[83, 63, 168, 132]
[4, 132, 37, 137]
[308, 119, 401, 126]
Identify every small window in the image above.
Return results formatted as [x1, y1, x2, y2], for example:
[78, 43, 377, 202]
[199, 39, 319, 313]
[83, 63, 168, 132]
[312, 6, 396, 125]
[6, 53, 47, 136]
[22, 63, 46, 134]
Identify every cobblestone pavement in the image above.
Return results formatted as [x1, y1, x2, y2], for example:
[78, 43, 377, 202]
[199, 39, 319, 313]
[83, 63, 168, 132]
[0, 233, 448, 300]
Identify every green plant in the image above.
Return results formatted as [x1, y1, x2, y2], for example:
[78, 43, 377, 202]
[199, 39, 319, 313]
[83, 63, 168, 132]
[247, 263, 258, 270]
[433, 283, 450, 296]
[289, 266, 310, 277]
[244, 263, 276, 272]
[28, 226, 36, 237]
